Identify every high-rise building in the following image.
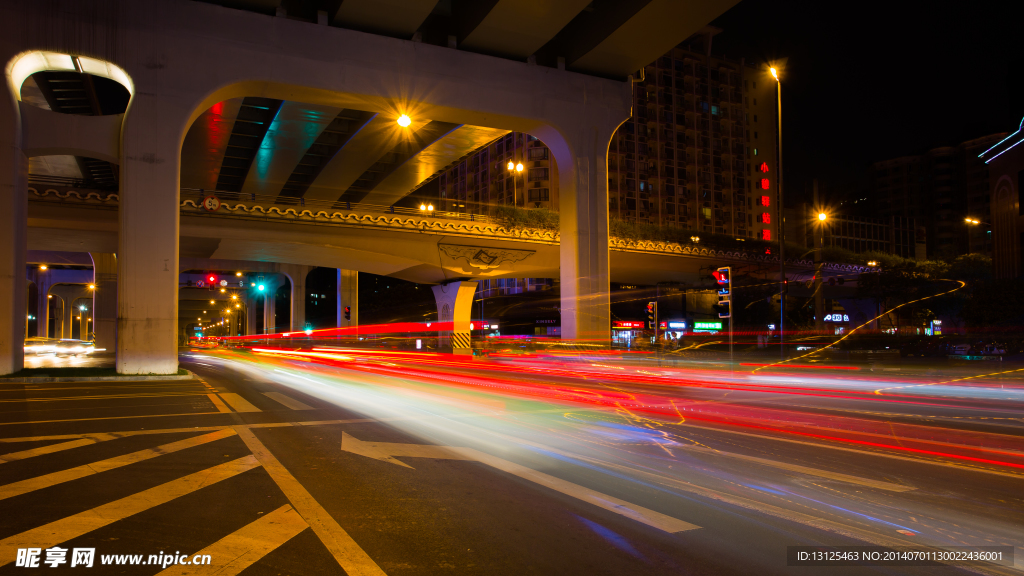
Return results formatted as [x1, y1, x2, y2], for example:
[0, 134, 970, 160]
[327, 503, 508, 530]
[608, 27, 779, 241]
[869, 133, 1005, 258]
[418, 27, 780, 241]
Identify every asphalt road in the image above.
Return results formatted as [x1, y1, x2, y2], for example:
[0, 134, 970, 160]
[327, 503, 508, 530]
[0, 347, 1020, 575]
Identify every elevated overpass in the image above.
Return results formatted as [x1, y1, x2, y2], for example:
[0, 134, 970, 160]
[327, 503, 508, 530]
[2, 0, 752, 374]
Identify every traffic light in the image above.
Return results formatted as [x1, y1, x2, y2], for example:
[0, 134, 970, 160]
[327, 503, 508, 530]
[646, 301, 657, 329]
[713, 266, 731, 319]
[344, 306, 351, 321]
[206, 273, 218, 291]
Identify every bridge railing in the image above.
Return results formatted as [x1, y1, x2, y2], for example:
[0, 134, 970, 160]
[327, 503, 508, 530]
[179, 187, 493, 223]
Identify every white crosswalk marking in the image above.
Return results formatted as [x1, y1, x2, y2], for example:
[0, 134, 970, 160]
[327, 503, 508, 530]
[263, 391, 314, 410]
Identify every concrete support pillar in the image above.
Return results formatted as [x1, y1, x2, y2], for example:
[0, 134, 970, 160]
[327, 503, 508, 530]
[0, 87, 28, 374]
[246, 296, 258, 336]
[557, 136, 611, 343]
[431, 281, 477, 353]
[280, 264, 311, 332]
[263, 276, 280, 334]
[50, 285, 90, 339]
[90, 253, 117, 351]
[36, 274, 51, 337]
[79, 306, 89, 341]
[117, 74, 182, 374]
[337, 269, 358, 328]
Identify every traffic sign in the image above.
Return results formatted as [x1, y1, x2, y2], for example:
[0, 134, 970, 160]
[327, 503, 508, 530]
[201, 195, 221, 212]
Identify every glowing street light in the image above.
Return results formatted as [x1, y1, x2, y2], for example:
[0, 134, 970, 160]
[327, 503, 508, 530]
[690, 236, 700, 243]
[209, 300, 215, 304]
[507, 158, 525, 206]
[39, 265, 47, 271]
[235, 271, 242, 277]
[818, 212, 827, 221]
[397, 114, 411, 127]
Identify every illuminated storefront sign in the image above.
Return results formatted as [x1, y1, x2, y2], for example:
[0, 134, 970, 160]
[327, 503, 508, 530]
[823, 313, 850, 322]
[693, 321, 722, 331]
[613, 321, 644, 329]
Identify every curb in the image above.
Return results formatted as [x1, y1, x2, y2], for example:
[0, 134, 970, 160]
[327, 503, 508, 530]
[0, 371, 196, 383]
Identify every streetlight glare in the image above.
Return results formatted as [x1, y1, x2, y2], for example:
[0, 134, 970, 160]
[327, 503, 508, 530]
[507, 160, 514, 171]
[39, 265, 47, 270]
[427, 204, 434, 211]
[818, 212, 827, 221]
[235, 271, 242, 277]
[516, 162, 524, 172]
[397, 114, 411, 127]
[770, 66, 779, 80]
[209, 300, 214, 304]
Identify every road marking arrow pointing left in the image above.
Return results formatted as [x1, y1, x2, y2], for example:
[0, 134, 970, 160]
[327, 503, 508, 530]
[341, 433, 700, 533]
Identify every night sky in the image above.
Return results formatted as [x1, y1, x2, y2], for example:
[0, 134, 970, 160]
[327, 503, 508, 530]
[709, 0, 1024, 208]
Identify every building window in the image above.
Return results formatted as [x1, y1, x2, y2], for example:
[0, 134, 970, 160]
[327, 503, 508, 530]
[528, 168, 548, 182]
[528, 148, 547, 160]
[528, 188, 549, 202]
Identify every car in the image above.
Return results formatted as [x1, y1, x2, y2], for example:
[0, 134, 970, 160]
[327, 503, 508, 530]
[24, 337, 59, 355]
[54, 339, 96, 357]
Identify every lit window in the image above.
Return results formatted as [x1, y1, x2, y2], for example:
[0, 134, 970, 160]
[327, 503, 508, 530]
[754, 148, 758, 156]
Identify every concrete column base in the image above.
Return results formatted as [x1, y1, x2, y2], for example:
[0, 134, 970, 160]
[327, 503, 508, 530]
[280, 264, 311, 333]
[431, 281, 477, 353]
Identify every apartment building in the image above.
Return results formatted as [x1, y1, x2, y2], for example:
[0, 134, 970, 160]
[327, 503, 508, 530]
[422, 132, 558, 215]
[418, 28, 779, 241]
[790, 204, 926, 260]
[608, 27, 779, 241]
[870, 133, 1005, 258]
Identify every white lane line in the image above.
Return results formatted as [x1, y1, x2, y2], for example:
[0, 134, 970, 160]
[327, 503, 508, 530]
[341, 433, 700, 534]
[263, 391, 314, 411]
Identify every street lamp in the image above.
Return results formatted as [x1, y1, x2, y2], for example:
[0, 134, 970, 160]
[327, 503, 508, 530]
[770, 62, 786, 360]
[39, 265, 47, 271]
[507, 160, 524, 206]
[397, 114, 411, 127]
[88, 284, 95, 290]
[814, 210, 828, 331]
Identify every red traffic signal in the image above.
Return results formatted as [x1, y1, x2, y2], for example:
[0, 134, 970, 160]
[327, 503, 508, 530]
[206, 274, 217, 284]
[712, 268, 730, 285]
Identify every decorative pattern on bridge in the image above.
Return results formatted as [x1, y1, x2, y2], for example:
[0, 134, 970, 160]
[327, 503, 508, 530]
[26, 186, 870, 274]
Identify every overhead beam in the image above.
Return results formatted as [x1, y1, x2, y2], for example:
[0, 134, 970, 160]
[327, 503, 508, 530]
[457, 0, 592, 61]
[215, 97, 283, 192]
[340, 120, 460, 204]
[278, 109, 375, 199]
[533, 0, 653, 74]
[334, 0, 438, 38]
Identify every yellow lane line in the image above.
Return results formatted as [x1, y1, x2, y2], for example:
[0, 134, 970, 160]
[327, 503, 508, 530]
[263, 392, 314, 411]
[220, 393, 261, 413]
[0, 455, 260, 566]
[234, 427, 387, 576]
[0, 392, 209, 403]
[0, 412, 225, 427]
[207, 394, 232, 413]
[156, 504, 308, 576]
[0, 418, 380, 443]
[0, 438, 101, 464]
[0, 429, 238, 501]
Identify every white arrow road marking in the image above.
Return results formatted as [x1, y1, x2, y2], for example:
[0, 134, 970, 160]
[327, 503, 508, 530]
[341, 433, 699, 534]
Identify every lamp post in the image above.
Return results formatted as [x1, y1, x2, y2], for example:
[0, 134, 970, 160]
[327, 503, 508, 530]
[963, 217, 988, 254]
[771, 65, 786, 360]
[507, 160, 524, 206]
[815, 210, 827, 331]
